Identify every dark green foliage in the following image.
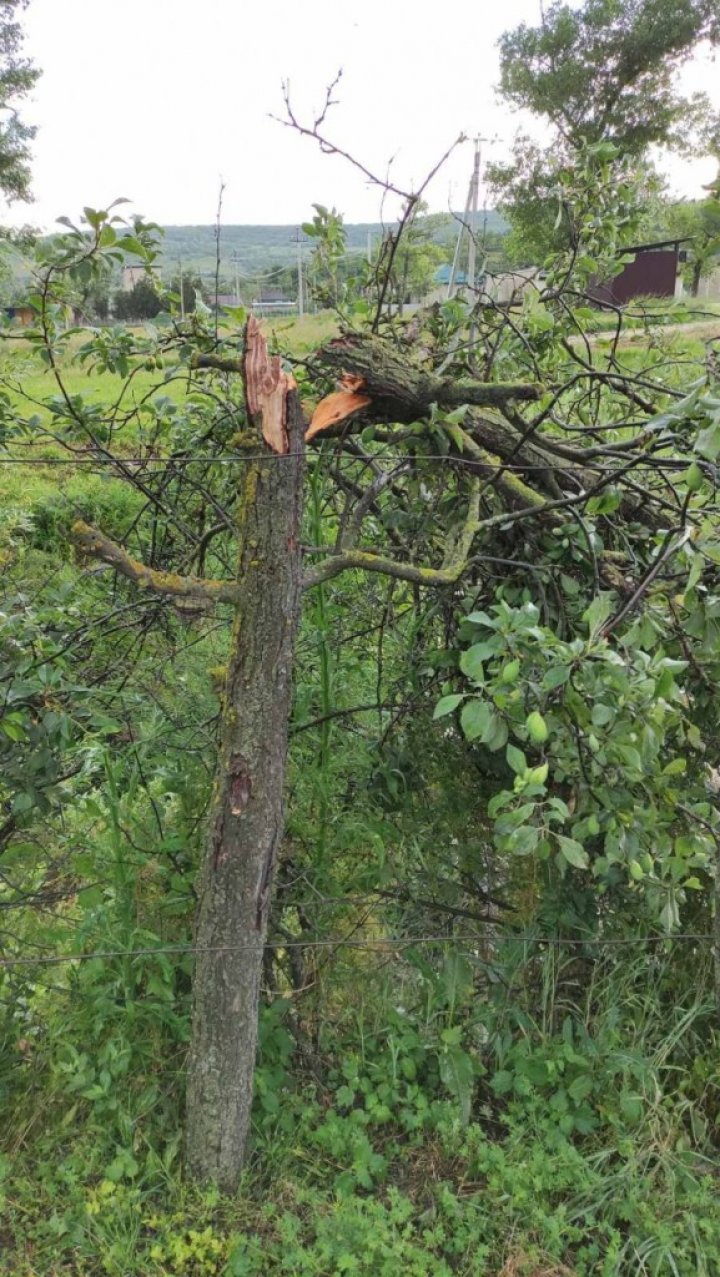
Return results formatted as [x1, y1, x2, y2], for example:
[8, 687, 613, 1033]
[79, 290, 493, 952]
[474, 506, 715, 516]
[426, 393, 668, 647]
[0, 0, 39, 202]
[499, 0, 720, 155]
[113, 278, 164, 320]
[491, 0, 720, 264]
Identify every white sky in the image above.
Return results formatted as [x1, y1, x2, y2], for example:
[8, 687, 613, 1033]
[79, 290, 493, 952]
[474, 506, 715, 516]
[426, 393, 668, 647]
[8, 0, 720, 231]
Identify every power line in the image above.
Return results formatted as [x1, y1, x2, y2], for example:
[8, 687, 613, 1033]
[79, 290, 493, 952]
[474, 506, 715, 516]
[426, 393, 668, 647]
[0, 931, 715, 969]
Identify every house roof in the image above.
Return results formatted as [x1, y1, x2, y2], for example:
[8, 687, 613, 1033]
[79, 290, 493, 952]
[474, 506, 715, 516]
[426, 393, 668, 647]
[619, 238, 693, 254]
[434, 264, 468, 285]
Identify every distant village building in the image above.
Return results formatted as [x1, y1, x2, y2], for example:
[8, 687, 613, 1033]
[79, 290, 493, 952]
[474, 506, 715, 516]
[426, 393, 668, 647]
[429, 264, 546, 307]
[209, 293, 239, 312]
[121, 264, 160, 291]
[589, 239, 690, 305]
[251, 287, 296, 316]
[485, 267, 545, 306]
[4, 303, 83, 327]
[4, 304, 34, 327]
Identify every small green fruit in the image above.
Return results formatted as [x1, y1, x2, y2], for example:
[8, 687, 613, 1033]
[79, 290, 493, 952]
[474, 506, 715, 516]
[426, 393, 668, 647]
[501, 659, 520, 684]
[526, 710, 548, 744]
[629, 859, 644, 881]
[685, 461, 703, 492]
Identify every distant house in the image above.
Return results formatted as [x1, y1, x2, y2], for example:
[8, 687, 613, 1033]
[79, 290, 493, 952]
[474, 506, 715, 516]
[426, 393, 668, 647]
[121, 264, 160, 291]
[429, 263, 545, 307]
[485, 267, 545, 306]
[427, 264, 468, 305]
[209, 293, 240, 312]
[589, 239, 691, 306]
[4, 304, 34, 327]
[4, 302, 83, 327]
[251, 287, 296, 316]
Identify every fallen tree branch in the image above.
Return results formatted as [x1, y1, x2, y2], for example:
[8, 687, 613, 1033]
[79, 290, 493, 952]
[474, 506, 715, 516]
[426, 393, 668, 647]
[315, 333, 543, 418]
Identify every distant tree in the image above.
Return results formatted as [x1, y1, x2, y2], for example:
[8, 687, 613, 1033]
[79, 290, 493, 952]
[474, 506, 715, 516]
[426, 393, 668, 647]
[114, 278, 163, 320]
[0, 0, 40, 201]
[491, 0, 720, 265]
[384, 211, 447, 314]
[665, 196, 720, 296]
[168, 272, 204, 314]
[303, 204, 348, 307]
[499, 0, 720, 155]
[80, 278, 110, 322]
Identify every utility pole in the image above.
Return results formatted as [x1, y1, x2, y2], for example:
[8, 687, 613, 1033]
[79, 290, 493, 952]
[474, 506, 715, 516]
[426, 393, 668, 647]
[467, 136, 482, 349]
[367, 231, 373, 265]
[292, 229, 306, 318]
[231, 252, 242, 305]
[467, 136, 481, 297]
[447, 170, 473, 299]
[179, 256, 185, 321]
[449, 136, 484, 301]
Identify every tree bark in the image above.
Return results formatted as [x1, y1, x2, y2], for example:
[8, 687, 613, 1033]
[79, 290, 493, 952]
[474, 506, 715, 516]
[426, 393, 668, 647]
[185, 333, 304, 1190]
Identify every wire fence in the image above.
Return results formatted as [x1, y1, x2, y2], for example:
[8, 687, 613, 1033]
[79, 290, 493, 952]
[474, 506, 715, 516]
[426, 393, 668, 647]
[0, 452, 699, 477]
[0, 930, 716, 970]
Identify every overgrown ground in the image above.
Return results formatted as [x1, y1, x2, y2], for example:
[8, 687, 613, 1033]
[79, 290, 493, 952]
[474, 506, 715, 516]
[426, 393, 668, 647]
[2, 296, 720, 1276]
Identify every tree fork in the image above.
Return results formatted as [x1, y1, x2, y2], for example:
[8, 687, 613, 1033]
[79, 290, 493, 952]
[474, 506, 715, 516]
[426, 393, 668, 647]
[183, 319, 304, 1190]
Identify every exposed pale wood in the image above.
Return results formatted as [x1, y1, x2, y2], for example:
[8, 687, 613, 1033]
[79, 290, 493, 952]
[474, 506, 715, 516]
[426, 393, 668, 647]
[243, 314, 295, 455]
[307, 388, 371, 440]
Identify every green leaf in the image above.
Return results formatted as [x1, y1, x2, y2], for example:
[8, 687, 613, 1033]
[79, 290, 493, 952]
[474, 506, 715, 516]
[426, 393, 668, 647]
[543, 665, 570, 690]
[591, 703, 613, 727]
[485, 714, 508, 752]
[433, 693, 464, 719]
[490, 1069, 514, 1095]
[439, 1047, 475, 1126]
[557, 836, 589, 870]
[459, 642, 496, 679]
[568, 1074, 593, 1104]
[509, 824, 540, 855]
[460, 699, 493, 741]
[583, 594, 613, 635]
[506, 744, 527, 774]
[465, 611, 495, 627]
[696, 419, 720, 461]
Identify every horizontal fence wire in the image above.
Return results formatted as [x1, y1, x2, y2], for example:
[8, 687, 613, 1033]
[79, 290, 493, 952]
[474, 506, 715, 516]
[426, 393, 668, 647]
[0, 452, 696, 472]
[0, 932, 716, 969]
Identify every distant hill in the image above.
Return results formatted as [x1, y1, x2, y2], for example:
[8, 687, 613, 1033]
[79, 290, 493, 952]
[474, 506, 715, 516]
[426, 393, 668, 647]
[159, 212, 507, 281]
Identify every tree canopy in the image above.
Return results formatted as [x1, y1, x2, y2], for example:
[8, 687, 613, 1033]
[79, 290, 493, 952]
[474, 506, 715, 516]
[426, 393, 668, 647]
[491, 0, 720, 265]
[499, 0, 720, 155]
[0, 0, 39, 202]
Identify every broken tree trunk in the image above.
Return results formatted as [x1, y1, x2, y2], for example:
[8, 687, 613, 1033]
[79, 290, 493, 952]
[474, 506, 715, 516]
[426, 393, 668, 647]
[185, 319, 304, 1190]
[311, 334, 664, 527]
[315, 333, 543, 416]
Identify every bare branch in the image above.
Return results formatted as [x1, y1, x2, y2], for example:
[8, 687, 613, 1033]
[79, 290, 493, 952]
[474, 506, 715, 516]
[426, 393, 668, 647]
[303, 479, 481, 588]
[72, 521, 242, 606]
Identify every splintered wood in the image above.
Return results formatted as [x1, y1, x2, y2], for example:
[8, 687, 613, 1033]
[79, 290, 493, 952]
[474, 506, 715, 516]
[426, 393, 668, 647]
[243, 314, 296, 455]
[307, 374, 371, 441]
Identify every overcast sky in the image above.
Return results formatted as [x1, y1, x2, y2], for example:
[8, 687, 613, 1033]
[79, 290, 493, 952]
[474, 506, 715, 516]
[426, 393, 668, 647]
[9, 0, 720, 231]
